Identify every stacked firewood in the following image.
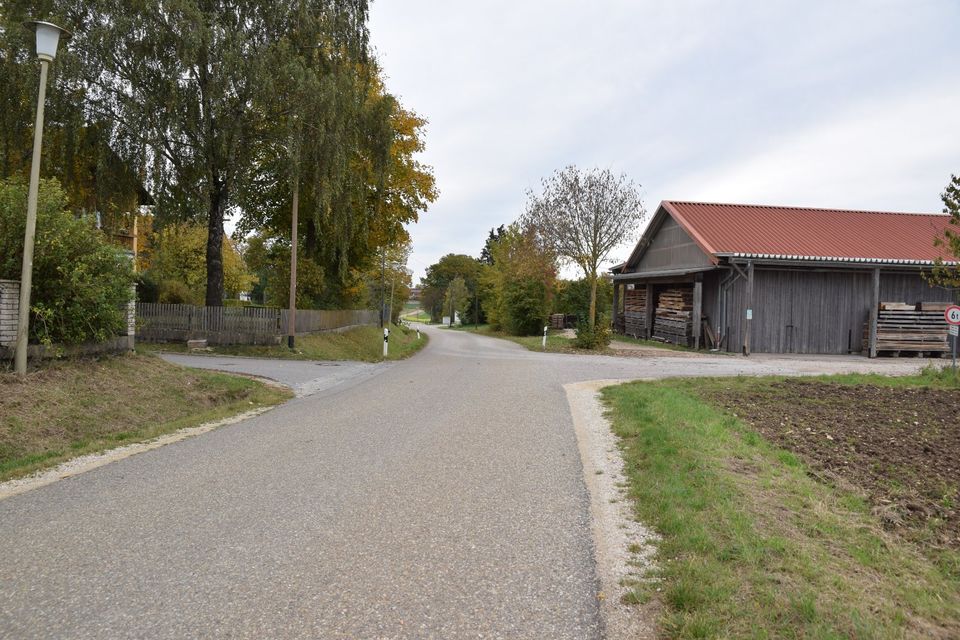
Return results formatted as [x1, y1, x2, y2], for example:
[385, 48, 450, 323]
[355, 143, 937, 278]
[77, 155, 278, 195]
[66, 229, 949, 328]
[623, 287, 647, 337]
[653, 287, 694, 345]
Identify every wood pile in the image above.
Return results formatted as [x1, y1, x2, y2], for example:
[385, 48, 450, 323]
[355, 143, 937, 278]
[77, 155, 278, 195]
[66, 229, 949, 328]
[866, 301, 950, 356]
[550, 313, 565, 330]
[623, 287, 647, 337]
[653, 287, 694, 346]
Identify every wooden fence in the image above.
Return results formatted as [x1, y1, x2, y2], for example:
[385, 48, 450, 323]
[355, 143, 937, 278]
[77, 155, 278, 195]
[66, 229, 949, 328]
[136, 303, 378, 345]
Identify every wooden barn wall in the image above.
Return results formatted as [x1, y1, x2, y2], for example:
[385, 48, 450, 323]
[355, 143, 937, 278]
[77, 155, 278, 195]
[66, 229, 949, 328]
[635, 217, 713, 273]
[879, 272, 955, 304]
[723, 269, 871, 354]
[701, 271, 722, 337]
[722, 268, 956, 354]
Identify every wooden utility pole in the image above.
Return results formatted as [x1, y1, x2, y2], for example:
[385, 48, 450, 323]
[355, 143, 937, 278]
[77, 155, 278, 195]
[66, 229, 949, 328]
[287, 180, 298, 349]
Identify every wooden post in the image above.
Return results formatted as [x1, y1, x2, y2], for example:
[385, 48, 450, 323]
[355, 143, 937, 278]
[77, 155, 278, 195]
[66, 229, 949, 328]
[692, 279, 703, 350]
[743, 262, 754, 356]
[868, 267, 880, 358]
[611, 282, 620, 334]
[644, 283, 655, 339]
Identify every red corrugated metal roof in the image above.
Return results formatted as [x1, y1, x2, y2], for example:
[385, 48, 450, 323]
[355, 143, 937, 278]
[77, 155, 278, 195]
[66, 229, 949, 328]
[661, 201, 954, 264]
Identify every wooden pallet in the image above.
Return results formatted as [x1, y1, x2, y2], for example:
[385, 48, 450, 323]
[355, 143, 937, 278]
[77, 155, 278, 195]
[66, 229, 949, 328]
[865, 301, 951, 353]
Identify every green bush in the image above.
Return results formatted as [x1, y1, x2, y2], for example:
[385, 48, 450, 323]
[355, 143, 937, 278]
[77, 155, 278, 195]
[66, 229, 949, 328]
[0, 178, 134, 345]
[574, 316, 611, 349]
[503, 278, 549, 336]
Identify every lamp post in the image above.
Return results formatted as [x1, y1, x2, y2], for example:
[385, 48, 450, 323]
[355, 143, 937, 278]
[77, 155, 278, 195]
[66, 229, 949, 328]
[14, 21, 70, 376]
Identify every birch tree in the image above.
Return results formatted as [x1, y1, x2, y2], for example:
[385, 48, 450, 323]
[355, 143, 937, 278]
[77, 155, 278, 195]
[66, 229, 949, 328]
[523, 166, 645, 327]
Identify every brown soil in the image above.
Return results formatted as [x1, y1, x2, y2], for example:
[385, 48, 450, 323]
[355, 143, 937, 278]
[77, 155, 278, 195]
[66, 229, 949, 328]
[704, 380, 960, 551]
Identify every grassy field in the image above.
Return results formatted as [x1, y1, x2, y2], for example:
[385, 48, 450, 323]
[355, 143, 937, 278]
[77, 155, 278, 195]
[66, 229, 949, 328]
[0, 353, 291, 481]
[140, 323, 427, 362]
[602, 372, 960, 639]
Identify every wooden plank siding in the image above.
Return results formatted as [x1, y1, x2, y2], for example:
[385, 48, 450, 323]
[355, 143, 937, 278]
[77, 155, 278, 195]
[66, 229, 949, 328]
[635, 217, 714, 272]
[720, 268, 954, 354]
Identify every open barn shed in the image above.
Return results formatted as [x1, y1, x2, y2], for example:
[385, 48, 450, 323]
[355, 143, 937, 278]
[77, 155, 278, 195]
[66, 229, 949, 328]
[611, 201, 957, 356]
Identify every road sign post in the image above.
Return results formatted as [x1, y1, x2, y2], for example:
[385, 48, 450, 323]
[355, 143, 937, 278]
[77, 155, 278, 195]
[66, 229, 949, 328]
[943, 306, 960, 374]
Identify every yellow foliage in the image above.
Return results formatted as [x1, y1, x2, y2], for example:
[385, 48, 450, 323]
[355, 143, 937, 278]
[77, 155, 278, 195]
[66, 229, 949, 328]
[143, 223, 256, 304]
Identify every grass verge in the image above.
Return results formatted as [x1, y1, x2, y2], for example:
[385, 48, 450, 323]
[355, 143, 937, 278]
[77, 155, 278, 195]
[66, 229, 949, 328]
[139, 323, 427, 362]
[0, 353, 291, 482]
[453, 323, 701, 355]
[602, 374, 960, 638]
[449, 323, 580, 352]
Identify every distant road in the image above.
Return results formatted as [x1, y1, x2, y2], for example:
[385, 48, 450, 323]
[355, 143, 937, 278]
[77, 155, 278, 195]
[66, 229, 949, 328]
[0, 326, 927, 638]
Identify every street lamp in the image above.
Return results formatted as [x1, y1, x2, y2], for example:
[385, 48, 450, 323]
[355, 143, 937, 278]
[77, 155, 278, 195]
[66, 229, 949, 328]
[14, 21, 70, 375]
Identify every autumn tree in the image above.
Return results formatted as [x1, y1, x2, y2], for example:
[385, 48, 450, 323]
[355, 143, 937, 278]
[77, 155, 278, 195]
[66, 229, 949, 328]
[443, 276, 468, 324]
[482, 223, 556, 335]
[142, 222, 255, 305]
[523, 166, 645, 328]
[929, 174, 960, 287]
[419, 254, 481, 323]
[76, 1, 373, 306]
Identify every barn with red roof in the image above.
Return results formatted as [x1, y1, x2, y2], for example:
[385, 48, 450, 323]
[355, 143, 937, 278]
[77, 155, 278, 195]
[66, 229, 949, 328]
[611, 201, 957, 355]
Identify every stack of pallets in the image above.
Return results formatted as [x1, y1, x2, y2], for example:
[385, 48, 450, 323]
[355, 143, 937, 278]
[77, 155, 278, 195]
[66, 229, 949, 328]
[653, 287, 694, 346]
[623, 287, 647, 337]
[867, 301, 950, 356]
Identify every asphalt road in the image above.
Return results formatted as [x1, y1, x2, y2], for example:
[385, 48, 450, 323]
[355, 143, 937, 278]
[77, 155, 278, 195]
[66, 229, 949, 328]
[0, 327, 928, 639]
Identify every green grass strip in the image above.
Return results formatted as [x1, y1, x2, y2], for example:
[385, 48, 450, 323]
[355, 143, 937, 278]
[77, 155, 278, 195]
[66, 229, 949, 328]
[602, 376, 960, 639]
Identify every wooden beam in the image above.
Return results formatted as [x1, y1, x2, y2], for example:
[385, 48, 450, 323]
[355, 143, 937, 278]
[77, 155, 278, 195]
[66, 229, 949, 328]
[692, 280, 703, 349]
[869, 267, 880, 358]
[644, 283, 655, 339]
[743, 261, 754, 356]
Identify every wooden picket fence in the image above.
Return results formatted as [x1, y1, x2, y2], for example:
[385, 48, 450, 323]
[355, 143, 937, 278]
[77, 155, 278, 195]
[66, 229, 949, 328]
[136, 303, 378, 345]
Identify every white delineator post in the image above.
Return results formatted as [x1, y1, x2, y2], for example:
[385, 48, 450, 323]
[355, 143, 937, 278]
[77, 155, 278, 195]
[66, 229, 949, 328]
[383, 326, 389, 358]
[542, 325, 548, 350]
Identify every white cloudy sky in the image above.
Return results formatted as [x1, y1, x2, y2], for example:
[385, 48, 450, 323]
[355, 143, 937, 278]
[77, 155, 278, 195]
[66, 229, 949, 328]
[368, 1, 960, 282]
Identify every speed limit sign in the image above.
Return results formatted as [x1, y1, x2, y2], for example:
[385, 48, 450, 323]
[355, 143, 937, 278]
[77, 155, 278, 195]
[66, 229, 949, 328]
[946, 305, 960, 325]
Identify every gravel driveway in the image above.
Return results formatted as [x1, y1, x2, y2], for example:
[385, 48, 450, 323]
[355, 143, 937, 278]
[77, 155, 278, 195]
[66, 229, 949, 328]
[0, 327, 930, 639]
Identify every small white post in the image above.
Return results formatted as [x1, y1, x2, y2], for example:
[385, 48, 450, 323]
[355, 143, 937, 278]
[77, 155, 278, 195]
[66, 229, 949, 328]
[542, 325, 548, 349]
[383, 326, 389, 358]
[416, 328, 421, 340]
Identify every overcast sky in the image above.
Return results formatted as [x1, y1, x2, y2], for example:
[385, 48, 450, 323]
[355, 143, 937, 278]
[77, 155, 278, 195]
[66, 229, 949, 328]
[368, 1, 960, 282]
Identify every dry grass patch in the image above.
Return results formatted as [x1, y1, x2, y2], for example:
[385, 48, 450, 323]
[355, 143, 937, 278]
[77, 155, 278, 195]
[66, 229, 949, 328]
[0, 353, 290, 480]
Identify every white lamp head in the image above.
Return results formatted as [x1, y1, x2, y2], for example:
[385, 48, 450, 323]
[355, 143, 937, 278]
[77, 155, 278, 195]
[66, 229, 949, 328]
[25, 21, 71, 62]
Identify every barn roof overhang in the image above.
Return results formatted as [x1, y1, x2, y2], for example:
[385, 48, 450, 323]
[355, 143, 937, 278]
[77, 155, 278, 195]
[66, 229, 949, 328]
[612, 265, 718, 281]
[719, 252, 959, 269]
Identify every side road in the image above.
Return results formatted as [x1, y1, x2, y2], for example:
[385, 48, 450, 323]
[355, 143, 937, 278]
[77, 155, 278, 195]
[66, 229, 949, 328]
[0, 325, 930, 639]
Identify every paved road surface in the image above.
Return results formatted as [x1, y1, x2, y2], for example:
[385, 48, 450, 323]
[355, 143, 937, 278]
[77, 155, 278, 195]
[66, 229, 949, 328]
[0, 327, 928, 639]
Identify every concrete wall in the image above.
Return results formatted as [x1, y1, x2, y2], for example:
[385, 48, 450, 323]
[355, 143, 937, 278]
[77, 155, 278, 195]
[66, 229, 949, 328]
[0, 279, 136, 358]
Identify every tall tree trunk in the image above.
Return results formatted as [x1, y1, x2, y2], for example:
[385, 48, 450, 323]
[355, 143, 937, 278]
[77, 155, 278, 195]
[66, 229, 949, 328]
[205, 187, 226, 306]
[588, 271, 598, 328]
